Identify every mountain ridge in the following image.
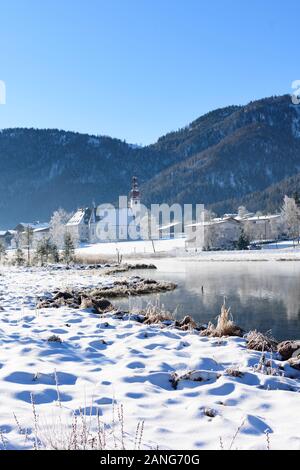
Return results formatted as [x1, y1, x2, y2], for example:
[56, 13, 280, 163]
[0, 94, 299, 227]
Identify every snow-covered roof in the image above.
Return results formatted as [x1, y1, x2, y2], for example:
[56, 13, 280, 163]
[187, 218, 240, 228]
[67, 206, 141, 227]
[33, 226, 50, 233]
[159, 221, 182, 231]
[0, 230, 15, 236]
[16, 222, 49, 231]
[66, 209, 87, 226]
[235, 212, 255, 220]
[241, 214, 281, 222]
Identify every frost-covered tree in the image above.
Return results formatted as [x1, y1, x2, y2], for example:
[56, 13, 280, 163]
[204, 223, 218, 250]
[12, 231, 22, 249]
[203, 209, 216, 222]
[238, 206, 248, 219]
[0, 241, 6, 263]
[243, 220, 255, 242]
[281, 195, 300, 241]
[293, 191, 300, 207]
[270, 216, 284, 241]
[50, 208, 72, 249]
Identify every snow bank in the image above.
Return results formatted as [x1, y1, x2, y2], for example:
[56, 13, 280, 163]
[0, 267, 299, 450]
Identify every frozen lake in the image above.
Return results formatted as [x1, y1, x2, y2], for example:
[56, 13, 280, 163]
[117, 259, 300, 341]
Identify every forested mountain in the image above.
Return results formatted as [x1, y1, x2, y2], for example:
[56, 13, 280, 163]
[210, 172, 300, 215]
[141, 95, 300, 208]
[0, 94, 300, 227]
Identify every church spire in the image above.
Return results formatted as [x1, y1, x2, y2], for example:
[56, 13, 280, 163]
[130, 176, 140, 201]
[129, 176, 141, 213]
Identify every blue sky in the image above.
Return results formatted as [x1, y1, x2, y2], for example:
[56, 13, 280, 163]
[0, 0, 299, 144]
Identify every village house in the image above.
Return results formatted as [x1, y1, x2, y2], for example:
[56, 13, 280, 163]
[14, 222, 50, 234]
[204, 217, 242, 249]
[186, 217, 242, 250]
[65, 208, 92, 243]
[0, 230, 15, 248]
[12, 222, 50, 248]
[32, 225, 51, 245]
[239, 214, 282, 241]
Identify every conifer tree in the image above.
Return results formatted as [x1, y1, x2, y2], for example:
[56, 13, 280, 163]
[14, 248, 25, 266]
[237, 230, 249, 250]
[36, 237, 60, 265]
[63, 232, 75, 265]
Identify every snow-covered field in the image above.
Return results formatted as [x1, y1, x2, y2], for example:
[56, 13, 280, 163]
[0, 266, 300, 450]
[76, 238, 186, 257]
[263, 240, 300, 250]
[76, 239, 300, 261]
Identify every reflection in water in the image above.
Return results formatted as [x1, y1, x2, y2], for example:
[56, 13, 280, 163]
[116, 260, 300, 341]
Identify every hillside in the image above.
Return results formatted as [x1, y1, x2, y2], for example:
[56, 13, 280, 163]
[0, 129, 166, 227]
[0, 94, 300, 227]
[141, 95, 300, 209]
[210, 172, 300, 215]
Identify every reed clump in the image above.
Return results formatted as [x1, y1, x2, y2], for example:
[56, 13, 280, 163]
[201, 302, 243, 338]
[142, 302, 174, 325]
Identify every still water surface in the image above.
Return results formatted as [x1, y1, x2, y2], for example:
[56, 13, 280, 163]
[117, 260, 300, 341]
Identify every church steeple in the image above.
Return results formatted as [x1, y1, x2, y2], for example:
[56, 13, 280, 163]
[129, 176, 141, 214]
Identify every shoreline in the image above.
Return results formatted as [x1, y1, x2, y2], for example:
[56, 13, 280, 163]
[74, 240, 300, 264]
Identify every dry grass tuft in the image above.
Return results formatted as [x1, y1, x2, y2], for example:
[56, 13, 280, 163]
[225, 367, 244, 378]
[246, 330, 278, 352]
[74, 253, 113, 265]
[253, 353, 280, 376]
[80, 297, 94, 309]
[40, 405, 145, 450]
[10, 401, 147, 450]
[201, 302, 243, 338]
[142, 301, 175, 325]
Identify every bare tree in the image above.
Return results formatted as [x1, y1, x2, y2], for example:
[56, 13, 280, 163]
[50, 208, 72, 249]
[243, 220, 256, 242]
[204, 223, 218, 250]
[23, 226, 34, 265]
[12, 231, 22, 249]
[238, 206, 248, 219]
[203, 209, 217, 222]
[270, 216, 284, 241]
